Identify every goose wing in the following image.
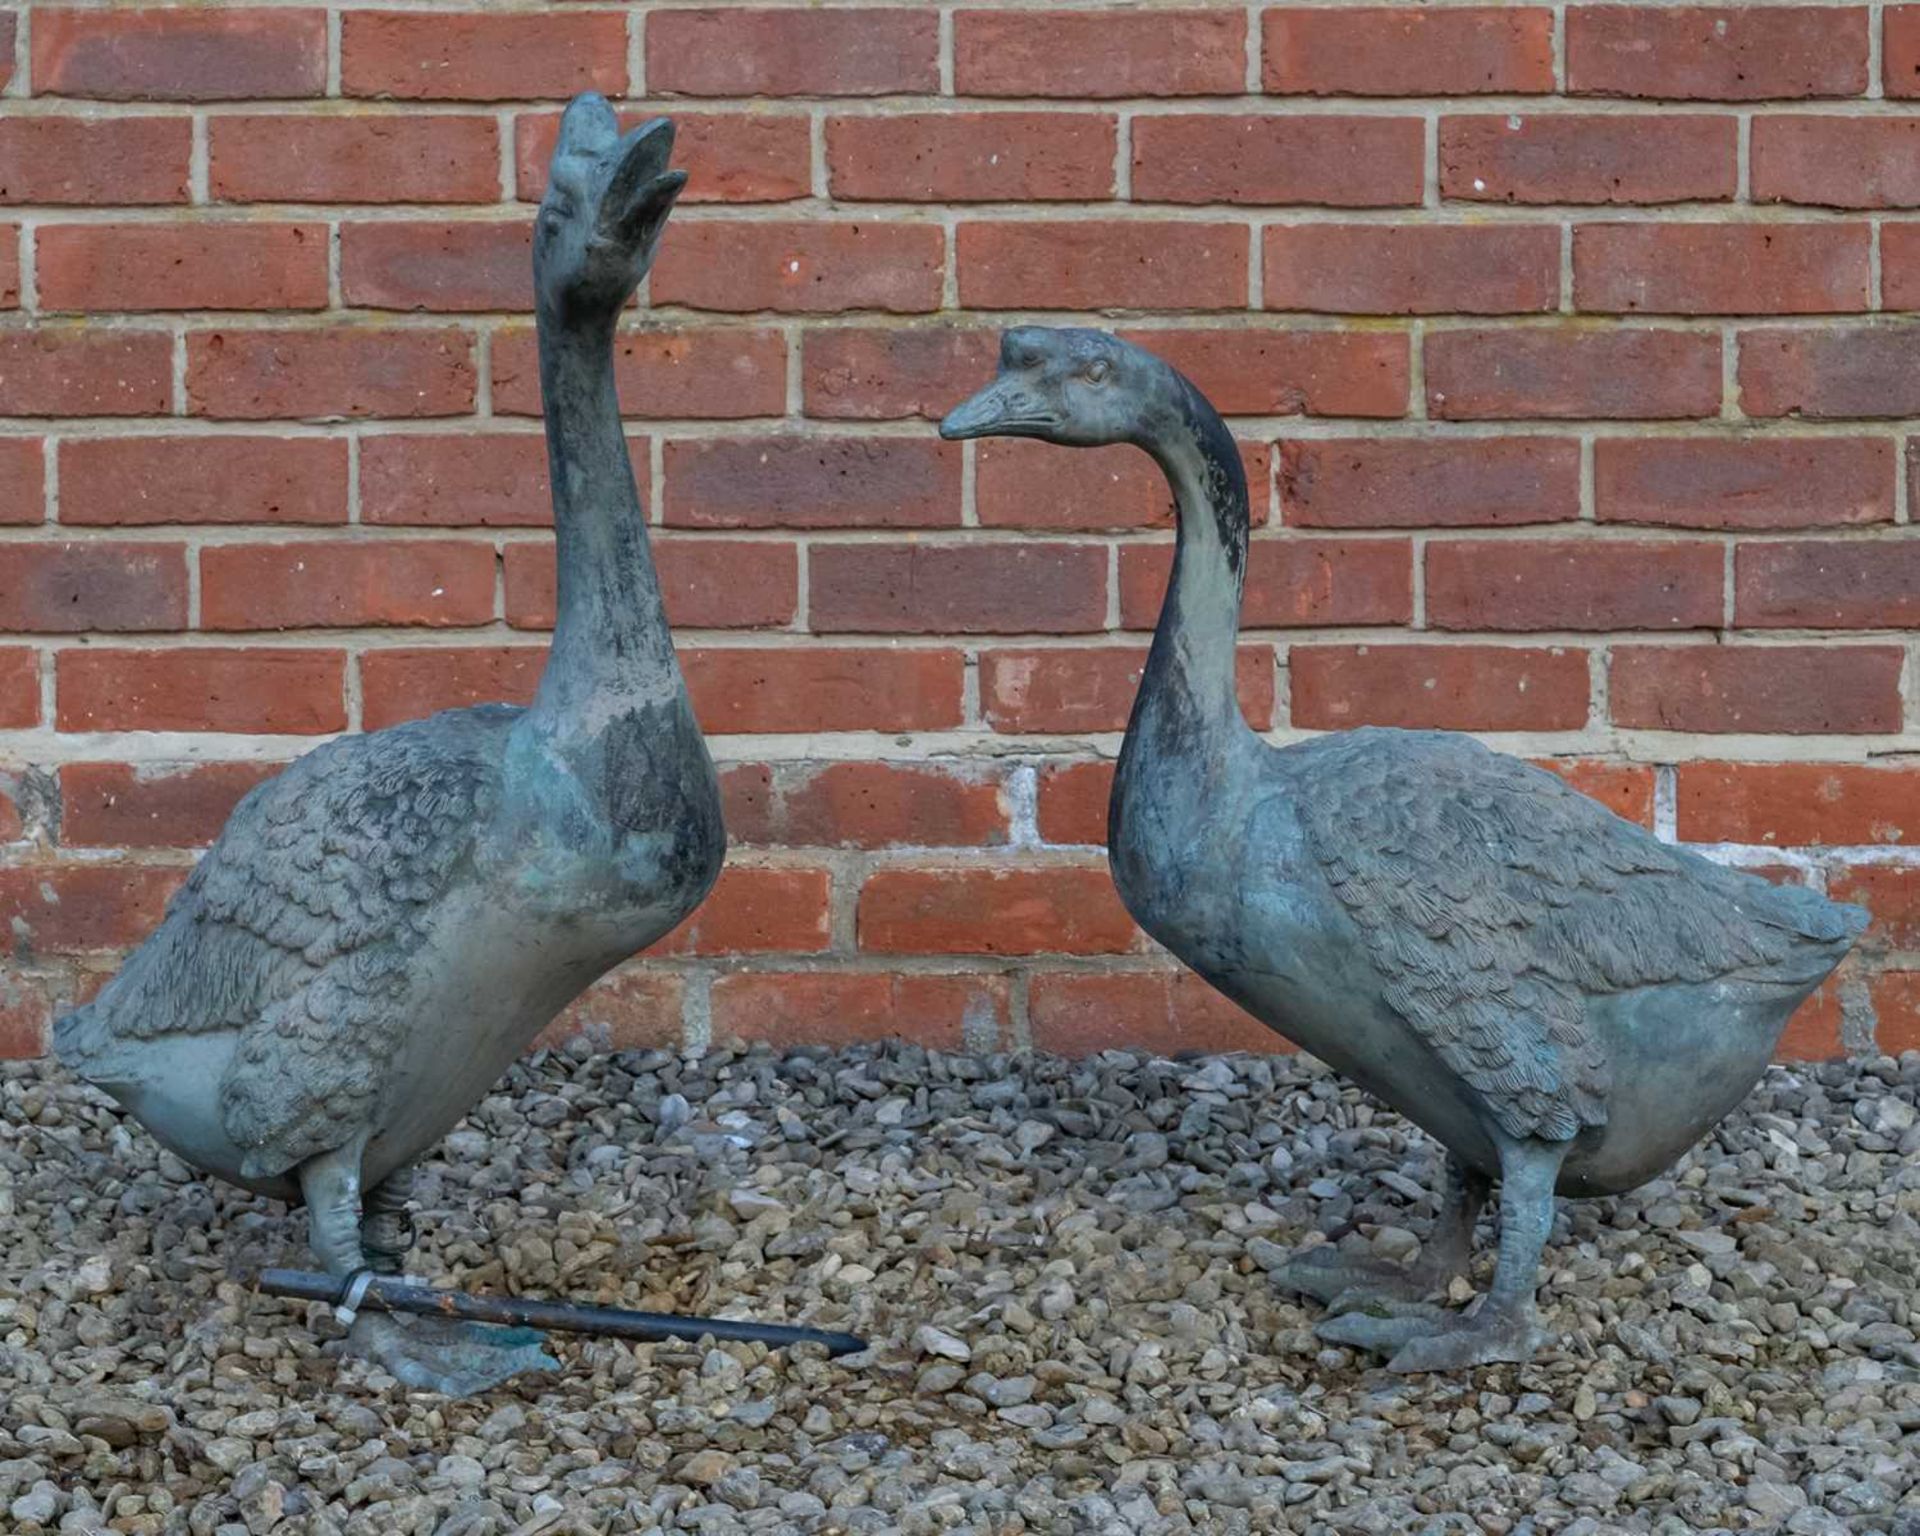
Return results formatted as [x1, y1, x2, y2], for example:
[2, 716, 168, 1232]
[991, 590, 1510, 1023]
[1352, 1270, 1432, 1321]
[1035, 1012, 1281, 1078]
[57, 708, 510, 1179]
[1292, 729, 1851, 1143]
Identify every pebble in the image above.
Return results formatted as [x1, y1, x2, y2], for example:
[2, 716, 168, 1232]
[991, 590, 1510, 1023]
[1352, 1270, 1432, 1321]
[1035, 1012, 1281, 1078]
[2, 1044, 1917, 1534]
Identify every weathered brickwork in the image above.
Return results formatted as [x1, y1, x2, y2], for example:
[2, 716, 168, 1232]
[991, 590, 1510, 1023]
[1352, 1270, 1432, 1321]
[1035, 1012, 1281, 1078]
[2, 2, 1917, 1062]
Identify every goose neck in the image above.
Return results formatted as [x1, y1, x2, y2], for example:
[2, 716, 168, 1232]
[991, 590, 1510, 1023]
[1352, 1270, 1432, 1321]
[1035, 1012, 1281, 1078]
[1129, 379, 1252, 751]
[529, 315, 678, 727]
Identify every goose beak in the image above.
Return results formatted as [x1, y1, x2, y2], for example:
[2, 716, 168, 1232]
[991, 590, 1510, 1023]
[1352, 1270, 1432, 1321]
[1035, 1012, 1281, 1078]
[938, 376, 1056, 441]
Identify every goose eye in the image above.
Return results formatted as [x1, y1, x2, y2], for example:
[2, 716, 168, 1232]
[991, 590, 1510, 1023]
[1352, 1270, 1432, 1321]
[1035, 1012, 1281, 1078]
[1084, 360, 1111, 385]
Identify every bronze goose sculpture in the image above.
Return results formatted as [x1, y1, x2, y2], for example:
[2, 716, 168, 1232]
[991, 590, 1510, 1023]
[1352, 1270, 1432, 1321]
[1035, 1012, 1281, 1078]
[55, 97, 724, 1394]
[941, 328, 1867, 1373]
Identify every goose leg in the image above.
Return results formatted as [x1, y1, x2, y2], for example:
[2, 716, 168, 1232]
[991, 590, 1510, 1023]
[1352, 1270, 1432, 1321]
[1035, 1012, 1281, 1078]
[299, 1147, 556, 1396]
[1271, 1154, 1489, 1310]
[361, 1164, 416, 1273]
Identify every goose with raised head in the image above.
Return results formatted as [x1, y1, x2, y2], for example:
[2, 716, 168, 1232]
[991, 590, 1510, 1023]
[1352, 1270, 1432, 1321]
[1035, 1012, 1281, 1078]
[941, 327, 1867, 1372]
[54, 96, 724, 1394]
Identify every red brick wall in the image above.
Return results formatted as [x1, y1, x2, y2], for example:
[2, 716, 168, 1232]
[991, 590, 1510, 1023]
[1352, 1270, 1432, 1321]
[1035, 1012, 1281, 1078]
[2, 2, 1917, 1063]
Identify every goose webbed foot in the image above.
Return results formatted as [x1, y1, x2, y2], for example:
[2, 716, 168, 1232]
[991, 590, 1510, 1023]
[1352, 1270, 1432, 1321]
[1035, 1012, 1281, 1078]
[1313, 1297, 1450, 1353]
[1380, 1306, 1546, 1374]
[346, 1312, 558, 1397]
[1269, 1246, 1443, 1309]
[1315, 1296, 1544, 1371]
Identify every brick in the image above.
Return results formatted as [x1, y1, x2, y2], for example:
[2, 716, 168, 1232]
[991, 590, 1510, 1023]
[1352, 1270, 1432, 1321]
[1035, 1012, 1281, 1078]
[361, 433, 558, 528]
[684, 648, 965, 733]
[652, 221, 944, 314]
[61, 436, 348, 526]
[860, 864, 1136, 956]
[1118, 539, 1412, 629]
[1264, 7, 1554, 96]
[0, 648, 38, 728]
[1739, 325, 1920, 418]
[1293, 644, 1590, 732]
[503, 540, 799, 631]
[0, 223, 16, 308]
[957, 9, 1244, 98]
[1036, 760, 1113, 846]
[1132, 115, 1424, 207]
[1427, 540, 1723, 632]
[1870, 224, 1920, 309]
[1264, 225, 1559, 315]
[1427, 328, 1723, 420]
[759, 762, 1010, 849]
[958, 221, 1247, 311]
[1028, 971, 1280, 1057]
[1828, 866, 1920, 951]
[981, 645, 1274, 733]
[1441, 114, 1737, 205]
[1677, 762, 1920, 845]
[976, 440, 1270, 531]
[32, 7, 325, 100]
[2, 543, 186, 634]
[0, 981, 51, 1060]
[492, 326, 787, 420]
[650, 8, 937, 97]
[1735, 541, 1920, 629]
[538, 966, 683, 1053]
[711, 972, 1009, 1050]
[58, 647, 346, 733]
[811, 543, 1108, 634]
[37, 222, 328, 313]
[342, 11, 627, 101]
[1752, 116, 1920, 209]
[0, 439, 42, 524]
[0, 116, 189, 205]
[650, 866, 831, 956]
[1574, 223, 1869, 316]
[0, 331, 172, 417]
[212, 113, 501, 205]
[0, 867, 184, 955]
[662, 437, 960, 528]
[1612, 645, 1903, 734]
[829, 112, 1115, 203]
[1870, 971, 1920, 1053]
[0, 15, 11, 91]
[1568, 6, 1869, 101]
[1887, 9, 1920, 97]
[802, 328, 1001, 421]
[360, 646, 542, 729]
[200, 541, 495, 630]
[515, 110, 811, 205]
[1281, 438, 1579, 529]
[1536, 760, 1656, 828]
[1119, 328, 1411, 418]
[1595, 438, 1893, 531]
[60, 761, 281, 849]
[340, 221, 530, 313]
[1780, 976, 1846, 1060]
[187, 329, 475, 420]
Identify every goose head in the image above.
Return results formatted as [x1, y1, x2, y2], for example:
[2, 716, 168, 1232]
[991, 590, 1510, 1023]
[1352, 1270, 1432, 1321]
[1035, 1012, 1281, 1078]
[940, 327, 1179, 449]
[534, 93, 687, 324]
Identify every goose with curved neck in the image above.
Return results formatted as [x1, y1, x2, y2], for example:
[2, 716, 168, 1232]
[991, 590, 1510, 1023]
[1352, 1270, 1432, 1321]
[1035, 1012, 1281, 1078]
[53, 95, 723, 1395]
[942, 327, 1866, 1373]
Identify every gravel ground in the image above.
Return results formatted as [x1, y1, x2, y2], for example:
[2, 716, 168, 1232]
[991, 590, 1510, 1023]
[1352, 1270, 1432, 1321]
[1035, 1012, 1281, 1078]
[3, 1040, 1919, 1536]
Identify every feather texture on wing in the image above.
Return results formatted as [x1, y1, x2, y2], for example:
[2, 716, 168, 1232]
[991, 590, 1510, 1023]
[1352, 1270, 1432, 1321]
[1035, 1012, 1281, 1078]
[56, 708, 512, 1179]
[1291, 729, 1857, 1143]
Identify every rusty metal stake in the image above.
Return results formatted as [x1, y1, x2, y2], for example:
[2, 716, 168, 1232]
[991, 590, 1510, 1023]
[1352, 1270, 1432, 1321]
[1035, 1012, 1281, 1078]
[259, 1268, 868, 1358]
